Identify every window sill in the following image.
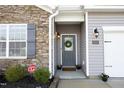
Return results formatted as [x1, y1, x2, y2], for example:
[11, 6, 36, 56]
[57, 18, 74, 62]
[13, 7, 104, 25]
[0, 57, 27, 59]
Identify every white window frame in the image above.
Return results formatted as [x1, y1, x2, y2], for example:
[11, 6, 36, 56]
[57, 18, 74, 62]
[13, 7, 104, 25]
[0, 24, 27, 59]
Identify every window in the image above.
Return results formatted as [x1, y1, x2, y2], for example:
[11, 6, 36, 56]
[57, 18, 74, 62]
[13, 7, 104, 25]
[0, 42, 6, 57]
[0, 25, 6, 57]
[0, 24, 27, 58]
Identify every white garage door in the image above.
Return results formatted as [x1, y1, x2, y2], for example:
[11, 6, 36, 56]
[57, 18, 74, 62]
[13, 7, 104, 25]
[104, 27, 124, 77]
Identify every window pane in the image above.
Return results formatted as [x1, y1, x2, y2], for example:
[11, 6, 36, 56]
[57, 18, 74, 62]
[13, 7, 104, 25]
[9, 42, 26, 56]
[21, 32, 26, 40]
[0, 25, 6, 40]
[0, 42, 6, 56]
[20, 42, 26, 56]
[9, 25, 26, 40]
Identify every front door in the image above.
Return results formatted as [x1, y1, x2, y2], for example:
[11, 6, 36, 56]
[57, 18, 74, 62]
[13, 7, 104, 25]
[61, 35, 76, 67]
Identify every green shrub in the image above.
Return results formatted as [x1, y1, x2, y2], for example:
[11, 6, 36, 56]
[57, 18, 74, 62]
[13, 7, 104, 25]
[5, 64, 27, 82]
[33, 67, 50, 84]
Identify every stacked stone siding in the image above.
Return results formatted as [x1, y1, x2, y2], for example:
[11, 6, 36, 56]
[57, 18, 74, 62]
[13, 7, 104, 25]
[0, 5, 50, 71]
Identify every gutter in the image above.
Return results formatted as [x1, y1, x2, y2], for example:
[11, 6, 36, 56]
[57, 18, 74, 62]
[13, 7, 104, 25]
[84, 5, 124, 12]
[49, 8, 59, 78]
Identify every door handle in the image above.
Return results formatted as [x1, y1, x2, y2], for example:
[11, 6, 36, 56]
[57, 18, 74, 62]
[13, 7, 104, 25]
[104, 41, 112, 43]
[105, 65, 112, 67]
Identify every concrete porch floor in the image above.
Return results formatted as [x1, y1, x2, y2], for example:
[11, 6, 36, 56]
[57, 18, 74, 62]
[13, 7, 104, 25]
[55, 70, 124, 88]
[55, 70, 86, 79]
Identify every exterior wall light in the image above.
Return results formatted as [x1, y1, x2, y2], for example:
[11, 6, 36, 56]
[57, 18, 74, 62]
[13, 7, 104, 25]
[94, 28, 99, 38]
[56, 32, 60, 39]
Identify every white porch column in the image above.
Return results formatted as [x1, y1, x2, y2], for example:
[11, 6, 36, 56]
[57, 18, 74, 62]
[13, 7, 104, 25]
[85, 12, 89, 76]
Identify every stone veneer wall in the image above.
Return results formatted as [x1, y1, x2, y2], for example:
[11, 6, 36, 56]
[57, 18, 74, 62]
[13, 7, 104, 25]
[0, 5, 50, 71]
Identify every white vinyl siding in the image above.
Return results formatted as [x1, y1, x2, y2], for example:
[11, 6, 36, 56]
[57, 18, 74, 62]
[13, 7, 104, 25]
[0, 24, 27, 59]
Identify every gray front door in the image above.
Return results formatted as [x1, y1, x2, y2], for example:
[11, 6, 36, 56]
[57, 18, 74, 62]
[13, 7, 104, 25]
[62, 35, 76, 67]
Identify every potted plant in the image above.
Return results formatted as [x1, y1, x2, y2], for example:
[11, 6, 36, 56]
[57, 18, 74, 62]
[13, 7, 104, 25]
[100, 73, 109, 82]
[57, 65, 62, 70]
[76, 64, 82, 69]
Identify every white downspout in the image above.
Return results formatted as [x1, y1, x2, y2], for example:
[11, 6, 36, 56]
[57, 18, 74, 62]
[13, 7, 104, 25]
[49, 9, 59, 78]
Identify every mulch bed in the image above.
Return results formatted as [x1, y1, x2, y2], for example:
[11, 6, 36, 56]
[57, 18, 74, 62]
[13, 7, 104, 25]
[0, 75, 53, 88]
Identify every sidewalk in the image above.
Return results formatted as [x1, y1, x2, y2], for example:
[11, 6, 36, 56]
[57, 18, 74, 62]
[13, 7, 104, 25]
[58, 79, 110, 88]
[107, 79, 124, 88]
[58, 79, 124, 88]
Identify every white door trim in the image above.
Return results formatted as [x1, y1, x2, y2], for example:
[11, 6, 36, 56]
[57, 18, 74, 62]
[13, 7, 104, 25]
[60, 34, 77, 66]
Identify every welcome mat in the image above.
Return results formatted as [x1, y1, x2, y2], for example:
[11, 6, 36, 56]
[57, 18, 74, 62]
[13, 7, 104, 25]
[62, 67, 76, 71]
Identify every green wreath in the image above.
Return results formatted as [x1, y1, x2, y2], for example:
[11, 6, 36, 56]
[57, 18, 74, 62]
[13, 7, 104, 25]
[65, 40, 72, 48]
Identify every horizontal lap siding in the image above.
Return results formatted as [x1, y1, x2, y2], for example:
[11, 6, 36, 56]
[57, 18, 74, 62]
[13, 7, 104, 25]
[88, 12, 124, 76]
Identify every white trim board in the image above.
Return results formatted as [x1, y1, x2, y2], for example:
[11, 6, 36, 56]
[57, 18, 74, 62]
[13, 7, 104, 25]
[103, 26, 124, 32]
[60, 34, 77, 66]
[85, 6, 124, 10]
[36, 5, 53, 13]
[84, 6, 124, 12]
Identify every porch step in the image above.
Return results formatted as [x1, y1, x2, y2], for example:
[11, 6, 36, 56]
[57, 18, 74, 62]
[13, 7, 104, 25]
[55, 70, 86, 79]
[62, 67, 76, 71]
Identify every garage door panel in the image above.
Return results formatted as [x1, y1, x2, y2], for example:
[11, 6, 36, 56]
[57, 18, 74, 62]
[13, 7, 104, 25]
[104, 32, 124, 77]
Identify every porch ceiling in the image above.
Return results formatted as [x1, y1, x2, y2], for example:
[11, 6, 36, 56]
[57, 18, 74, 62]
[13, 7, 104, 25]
[55, 11, 84, 22]
[55, 6, 84, 22]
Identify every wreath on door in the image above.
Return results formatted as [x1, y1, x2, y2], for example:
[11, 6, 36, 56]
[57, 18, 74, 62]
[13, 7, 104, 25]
[65, 40, 72, 48]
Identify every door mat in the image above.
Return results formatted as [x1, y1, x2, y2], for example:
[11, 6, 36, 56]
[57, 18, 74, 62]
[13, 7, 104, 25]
[62, 67, 76, 71]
